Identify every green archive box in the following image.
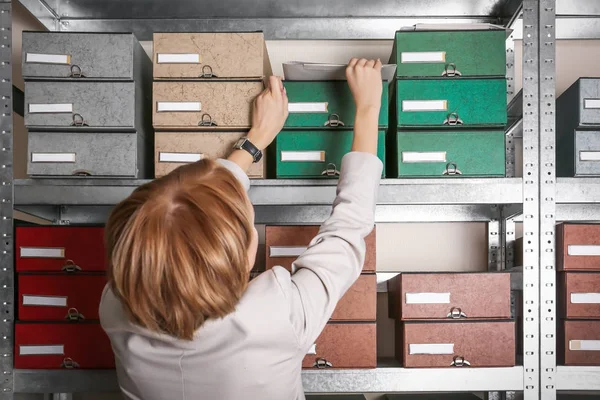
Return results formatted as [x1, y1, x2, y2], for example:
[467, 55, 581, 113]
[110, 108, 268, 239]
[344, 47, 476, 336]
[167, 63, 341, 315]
[391, 29, 506, 78]
[271, 129, 386, 178]
[284, 81, 389, 128]
[395, 79, 507, 128]
[390, 130, 506, 178]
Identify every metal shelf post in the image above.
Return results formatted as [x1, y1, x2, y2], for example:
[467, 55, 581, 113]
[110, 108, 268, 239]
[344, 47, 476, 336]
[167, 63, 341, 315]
[539, 0, 557, 398]
[0, 1, 13, 399]
[522, 1, 542, 399]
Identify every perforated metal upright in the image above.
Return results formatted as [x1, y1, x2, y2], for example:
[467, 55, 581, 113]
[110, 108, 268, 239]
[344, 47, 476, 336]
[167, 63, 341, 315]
[0, 1, 12, 399]
[521, 1, 542, 399]
[539, 0, 557, 398]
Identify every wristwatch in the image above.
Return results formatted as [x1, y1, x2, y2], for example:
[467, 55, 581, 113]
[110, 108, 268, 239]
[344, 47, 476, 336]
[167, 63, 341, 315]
[233, 137, 262, 163]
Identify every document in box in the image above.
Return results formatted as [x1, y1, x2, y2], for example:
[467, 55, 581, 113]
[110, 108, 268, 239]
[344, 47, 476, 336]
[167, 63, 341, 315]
[283, 62, 397, 82]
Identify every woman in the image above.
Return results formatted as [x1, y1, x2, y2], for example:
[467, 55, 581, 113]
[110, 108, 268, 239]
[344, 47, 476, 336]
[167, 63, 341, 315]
[100, 58, 384, 400]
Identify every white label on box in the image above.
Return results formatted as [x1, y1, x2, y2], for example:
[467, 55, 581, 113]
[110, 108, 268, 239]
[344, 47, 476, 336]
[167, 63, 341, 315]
[159, 152, 203, 163]
[401, 51, 446, 63]
[568, 245, 600, 256]
[269, 246, 307, 257]
[28, 103, 73, 114]
[19, 345, 65, 356]
[280, 151, 326, 162]
[571, 293, 600, 304]
[25, 53, 70, 65]
[570, 340, 600, 351]
[409, 343, 455, 355]
[20, 247, 65, 258]
[405, 292, 451, 304]
[31, 153, 76, 163]
[157, 53, 201, 64]
[306, 344, 317, 355]
[580, 151, 600, 161]
[402, 100, 448, 112]
[288, 102, 329, 113]
[22, 295, 68, 307]
[584, 99, 600, 109]
[156, 102, 202, 112]
[402, 151, 447, 163]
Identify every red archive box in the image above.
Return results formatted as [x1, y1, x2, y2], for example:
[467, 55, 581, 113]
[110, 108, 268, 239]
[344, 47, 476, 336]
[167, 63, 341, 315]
[18, 275, 107, 321]
[16, 226, 106, 272]
[14, 323, 114, 369]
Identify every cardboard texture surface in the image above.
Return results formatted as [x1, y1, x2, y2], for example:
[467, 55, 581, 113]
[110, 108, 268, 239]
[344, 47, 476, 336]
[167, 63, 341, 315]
[18, 275, 107, 321]
[561, 320, 600, 365]
[154, 131, 264, 178]
[302, 323, 376, 369]
[399, 320, 516, 367]
[391, 130, 506, 178]
[391, 30, 506, 78]
[16, 226, 106, 272]
[265, 225, 376, 272]
[388, 272, 512, 320]
[14, 323, 115, 369]
[560, 272, 600, 319]
[557, 223, 600, 271]
[153, 81, 263, 129]
[153, 32, 270, 79]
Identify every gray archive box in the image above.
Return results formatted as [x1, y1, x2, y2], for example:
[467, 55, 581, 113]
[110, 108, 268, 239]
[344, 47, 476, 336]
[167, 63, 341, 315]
[557, 130, 600, 177]
[557, 78, 600, 177]
[557, 78, 600, 127]
[22, 31, 151, 81]
[24, 81, 151, 134]
[27, 131, 150, 178]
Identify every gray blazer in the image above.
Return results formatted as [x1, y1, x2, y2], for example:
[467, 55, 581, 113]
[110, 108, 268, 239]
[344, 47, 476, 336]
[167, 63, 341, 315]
[99, 151, 383, 400]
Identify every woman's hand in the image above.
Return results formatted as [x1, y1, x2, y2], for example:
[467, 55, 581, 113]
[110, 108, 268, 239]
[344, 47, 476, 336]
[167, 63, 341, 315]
[247, 76, 289, 151]
[346, 58, 383, 114]
[346, 58, 383, 156]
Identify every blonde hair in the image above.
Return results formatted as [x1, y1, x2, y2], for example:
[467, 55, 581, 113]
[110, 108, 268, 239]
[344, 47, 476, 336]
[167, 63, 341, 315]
[105, 159, 253, 340]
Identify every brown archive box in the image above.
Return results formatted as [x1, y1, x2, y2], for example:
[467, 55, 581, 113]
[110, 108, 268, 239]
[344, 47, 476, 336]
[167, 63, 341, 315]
[302, 323, 376, 369]
[398, 320, 516, 368]
[154, 132, 265, 178]
[557, 223, 600, 271]
[153, 81, 263, 130]
[265, 225, 376, 272]
[388, 272, 511, 321]
[560, 320, 600, 365]
[559, 272, 600, 319]
[153, 32, 271, 80]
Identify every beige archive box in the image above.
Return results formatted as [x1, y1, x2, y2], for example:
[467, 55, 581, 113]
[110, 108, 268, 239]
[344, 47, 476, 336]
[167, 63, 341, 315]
[153, 81, 264, 130]
[153, 32, 272, 80]
[155, 131, 265, 178]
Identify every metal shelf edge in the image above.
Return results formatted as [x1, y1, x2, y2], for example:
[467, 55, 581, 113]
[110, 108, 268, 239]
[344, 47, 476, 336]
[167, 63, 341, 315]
[14, 178, 523, 206]
[557, 366, 600, 391]
[14, 367, 524, 393]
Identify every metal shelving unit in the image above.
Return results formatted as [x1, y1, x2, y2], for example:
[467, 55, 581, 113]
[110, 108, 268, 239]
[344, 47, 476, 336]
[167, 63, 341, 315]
[6, 0, 599, 398]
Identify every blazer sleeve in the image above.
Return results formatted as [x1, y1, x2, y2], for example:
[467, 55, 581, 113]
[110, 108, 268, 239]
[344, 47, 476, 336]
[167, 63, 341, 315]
[278, 152, 383, 351]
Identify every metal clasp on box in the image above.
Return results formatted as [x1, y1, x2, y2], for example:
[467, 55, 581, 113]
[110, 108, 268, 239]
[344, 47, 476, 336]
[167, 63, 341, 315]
[443, 163, 462, 176]
[324, 114, 345, 127]
[71, 113, 88, 127]
[69, 64, 86, 79]
[313, 358, 333, 369]
[442, 63, 462, 78]
[61, 259, 82, 273]
[201, 65, 218, 79]
[450, 356, 471, 367]
[65, 307, 85, 322]
[321, 163, 340, 177]
[443, 112, 463, 126]
[447, 307, 467, 319]
[61, 357, 80, 369]
[72, 170, 92, 177]
[198, 113, 218, 127]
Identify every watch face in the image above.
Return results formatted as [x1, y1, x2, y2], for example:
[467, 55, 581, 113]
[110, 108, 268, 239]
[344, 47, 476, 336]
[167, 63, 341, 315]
[234, 138, 246, 149]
